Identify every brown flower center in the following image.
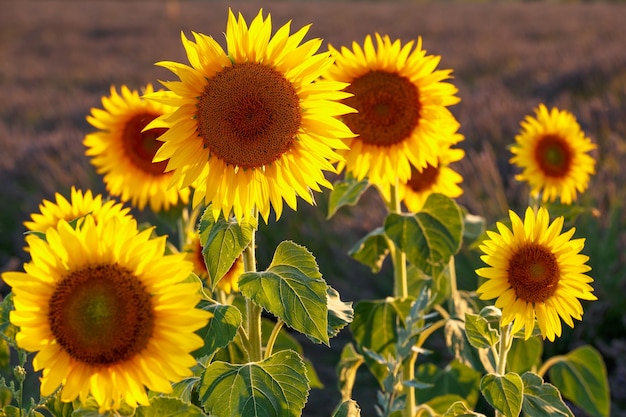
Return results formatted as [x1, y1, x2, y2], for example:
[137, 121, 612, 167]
[122, 112, 169, 176]
[342, 70, 421, 147]
[534, 134, 573, 178]
[196, 63, 301, 169]
[48, 264, 154, 366]
[508, 244, 559, 303]
[406, 163, 439, 193]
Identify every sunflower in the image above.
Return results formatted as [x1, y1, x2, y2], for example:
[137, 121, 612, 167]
[323, 33, 463, 194]
[2, 215, 211, 411]
[397, 141, 465, 213]
[24, 186, 132, 234]
[510, 104, 596, 204]
[84, 84, 190, 212]
[146, 9, 354, 222]
[183, 232, 243, 294]
[476, 207, 596, 341]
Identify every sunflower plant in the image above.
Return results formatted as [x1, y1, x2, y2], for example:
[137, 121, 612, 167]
[326, 33, 609, 417]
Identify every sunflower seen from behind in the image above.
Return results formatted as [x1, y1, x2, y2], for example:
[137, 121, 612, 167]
[147, 9, 354, 222]
[2, 215, 211, 411]
[84, 84, 190, 212]
[476, 207, 596, 341]
[324, 33, 463, 195]
[510, 104, 596, 205]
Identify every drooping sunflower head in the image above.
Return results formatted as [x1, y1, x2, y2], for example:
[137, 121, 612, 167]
[397, 142, 465, 213]
[476, 207, 596, 341]
[510, 104, 596, 205]
[3, 215, 211, 411]
[324, 33, 463, 193]
[84, 84, 190, 212]
[146, 8, 354, 222]
[24, 186, 132, 234]
[183, 232, 243, 294]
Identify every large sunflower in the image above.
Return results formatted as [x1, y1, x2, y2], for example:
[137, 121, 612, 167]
[510, 104, 596, 204]
[397, 141, 464, 213]
[323, 33, 463, 194]
[2, 215, 210, 411]
[24, 186, 132, 234]
[476, 207, 596, 341]
[146, 9, 354, 221]
[84, 84, 190, 212]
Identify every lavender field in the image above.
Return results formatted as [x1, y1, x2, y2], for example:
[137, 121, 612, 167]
[1, 1, 626, 415]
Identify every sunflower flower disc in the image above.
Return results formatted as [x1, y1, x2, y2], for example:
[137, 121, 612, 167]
[2, 215, 211, 412]
[476, 207, 597, 341]
[510, 104, 596, 204]
[324, 33, 463, 192]
[147, 9, 355, 221]
[84, 84, 190, 212]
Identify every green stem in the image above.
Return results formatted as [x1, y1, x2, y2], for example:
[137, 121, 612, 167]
[494, 323, 513, 417]
[447, 256, 458, 315]
[243, 212, 262, 362]
[264, 319, 285, 359]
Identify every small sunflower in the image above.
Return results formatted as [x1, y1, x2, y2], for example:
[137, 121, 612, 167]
[147, 9, 354, 221]
[2, 215, 211, 411]
[476, 207, 596, 341]
[84, 84, 190, 212]
[24, 186, 132, 234]
[183, 232, 243, 294]
[324, 33, 463, 193]
[510, 104, 596, 204]
[397, 142, 464, 213]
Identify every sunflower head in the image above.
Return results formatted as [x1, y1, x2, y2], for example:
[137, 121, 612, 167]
[510, 104, 596, 205]
[84, 84, 190, 212]
[324, 33, 463, 192]
[24, 186, 132, 234]
[397, 143, 465, 212]
[146, 8, 354, 222]
[3, 215, 210, 411]
[476, 207, 596, 341]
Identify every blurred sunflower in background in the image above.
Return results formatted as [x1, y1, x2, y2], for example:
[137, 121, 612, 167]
[397, 141, 465, 213]
[84, 84, 190, 212]
[147, 9, 354, 222]
[510, 104, 596, 205]
[324, 33, 463, 196]
[24, 186, 132, 234]
[2, 215, 210, 412]
[476, 207, 596, 341]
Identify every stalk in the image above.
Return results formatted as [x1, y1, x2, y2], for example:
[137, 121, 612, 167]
[243, 212, 262, 362]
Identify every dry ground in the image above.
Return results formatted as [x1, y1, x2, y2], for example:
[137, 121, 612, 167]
[2, 1, 626, 416]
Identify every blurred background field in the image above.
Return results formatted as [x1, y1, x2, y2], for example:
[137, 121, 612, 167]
[1, 1, 625, 415]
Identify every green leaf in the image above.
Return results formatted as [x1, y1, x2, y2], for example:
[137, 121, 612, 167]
[347, 227, 389, 273]
[198, 207, 256, 291]
[480, 372, 523, 417]
[336, 343, 365, 402]
[548, 345, 610, 417]
[464, 313, 499, 349]
[331, 400, 361, 417]
[135, 397, 207, 417]
[199, 350, 309, 417]
[462, 213, 486, 242]
[170, 377, 200, 404]
[0, 294, 18, 344]
[521, 372, 573, 417]
[194, 302, 242, 358]
[415, 361, 482, 410]
[443, 400, 487, 416]
[327, 286, 353, 339]
[384, 193, 463, 277]
[239, 241, 329, 345]
[507, 337, 542, 375]
[327, 174, 369, 219]
[444, 319, 493, 374]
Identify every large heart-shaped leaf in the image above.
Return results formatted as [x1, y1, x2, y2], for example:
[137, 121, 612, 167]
[480, 372, 523, 417]
[239, 241, 329, 345]
[199, 350, 309, 417]
[194, 301, 242, 359]
[521, 372, 573, 417]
